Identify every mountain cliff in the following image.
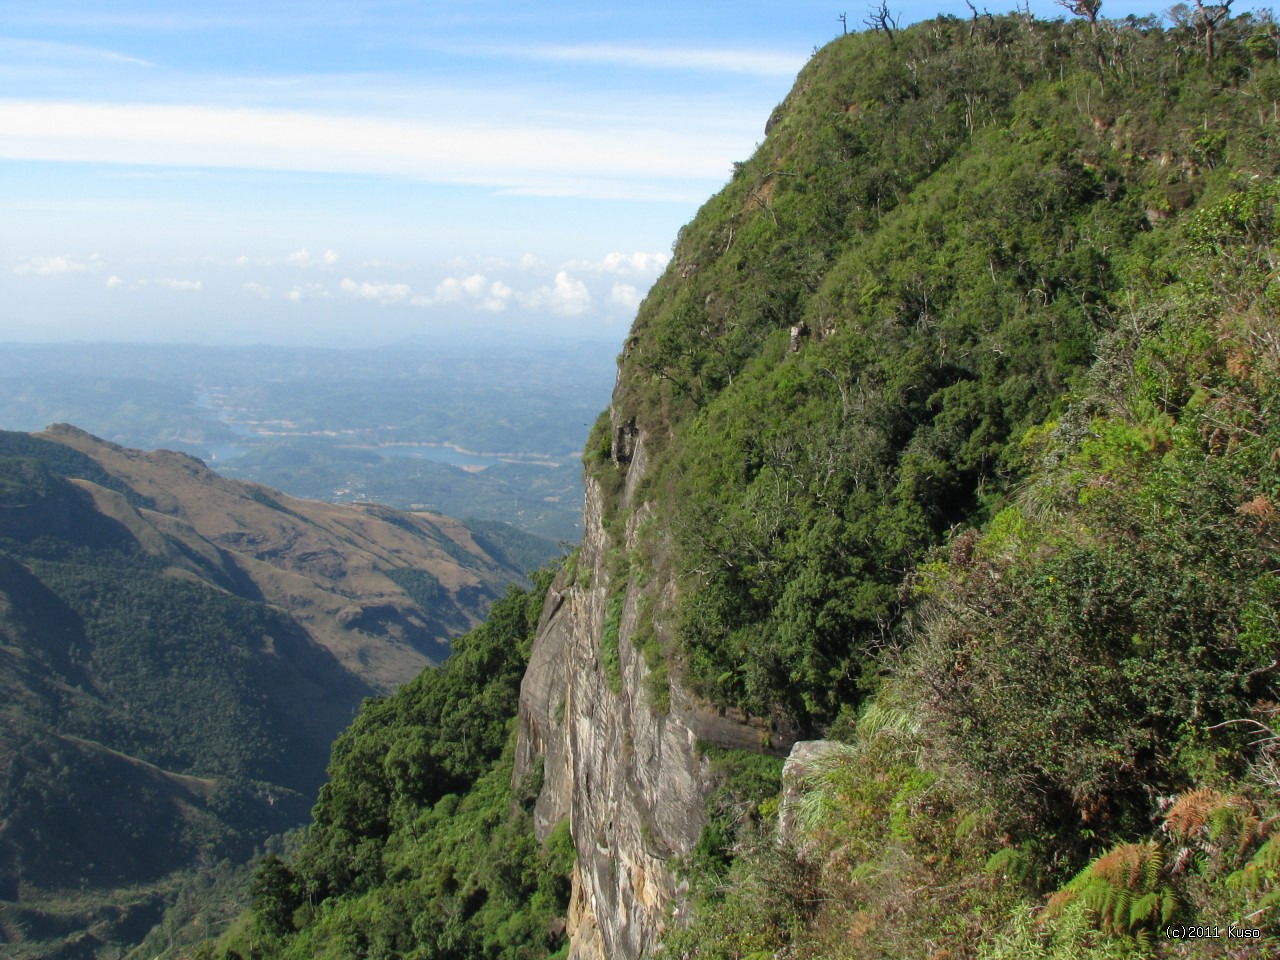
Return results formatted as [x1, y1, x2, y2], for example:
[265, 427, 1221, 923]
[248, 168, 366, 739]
[0, 425, 534, 957]
[524, 11, 1280, 957]
[218, 11, 1280, 960]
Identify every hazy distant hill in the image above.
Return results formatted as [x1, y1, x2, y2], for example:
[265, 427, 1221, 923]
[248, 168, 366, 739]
[0, 339, 617, 541]
[0, 424, 547, 957]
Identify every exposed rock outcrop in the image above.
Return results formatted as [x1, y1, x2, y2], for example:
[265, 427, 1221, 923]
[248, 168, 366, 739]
[514, 426, 795, 959]
[778, 740, 845, 853]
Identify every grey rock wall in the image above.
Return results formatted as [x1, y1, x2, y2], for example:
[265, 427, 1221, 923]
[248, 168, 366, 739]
[513, 425, 783, 959]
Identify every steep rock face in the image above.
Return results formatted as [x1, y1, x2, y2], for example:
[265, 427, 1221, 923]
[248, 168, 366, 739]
[515, 429, 790, 959]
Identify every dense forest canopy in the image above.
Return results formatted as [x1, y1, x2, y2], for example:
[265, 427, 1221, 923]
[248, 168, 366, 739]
[211, 576, 574, 960]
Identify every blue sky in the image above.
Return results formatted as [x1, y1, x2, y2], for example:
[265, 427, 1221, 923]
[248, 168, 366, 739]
[0, 1, 1192, 345]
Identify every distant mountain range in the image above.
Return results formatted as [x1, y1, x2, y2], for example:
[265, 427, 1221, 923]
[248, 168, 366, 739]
[0, 424, 551, 957]
[0, 339, 618, 541]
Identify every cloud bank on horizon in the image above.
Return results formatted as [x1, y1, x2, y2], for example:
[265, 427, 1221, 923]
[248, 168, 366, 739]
[0, 0, 1173, 344]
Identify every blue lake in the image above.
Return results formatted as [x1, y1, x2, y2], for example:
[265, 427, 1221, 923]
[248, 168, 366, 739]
[379, 444, 500, 467]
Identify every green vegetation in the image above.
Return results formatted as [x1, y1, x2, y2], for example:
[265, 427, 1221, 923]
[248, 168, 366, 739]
[0, 430, 152, 507]
[99, 9, 1280, 959]
[463, 519, 565, 580]
[643, 12, 1280, 958]
[596, 8, 1280, 733]
[0, 465, 317, 955]
[0, 426, 538, 958]
[201, 573, 574, 960]
[0, 470, 320, 882]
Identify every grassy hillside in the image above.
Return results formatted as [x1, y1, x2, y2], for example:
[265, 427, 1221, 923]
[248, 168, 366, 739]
[637, 12, 1280, 959]
[0, 428, 541, 958]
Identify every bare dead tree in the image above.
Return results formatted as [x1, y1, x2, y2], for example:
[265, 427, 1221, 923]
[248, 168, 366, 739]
[1015, 0, 1037, 31]
[1057, 0, 1103, 31]
[964, 0, 995, 38]
[1193, 0, 1233, 61]
[838, 12, 848, 35]
[1058, 0, 1108, 83]
[864, 1, 900, 47]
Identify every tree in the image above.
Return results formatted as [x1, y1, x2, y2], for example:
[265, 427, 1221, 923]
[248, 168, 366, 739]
[1194, 0, 1233, 61]
[251, 854, 301, 935]
[1057, 0, 1102, 31]
[864, 1, 900, 47]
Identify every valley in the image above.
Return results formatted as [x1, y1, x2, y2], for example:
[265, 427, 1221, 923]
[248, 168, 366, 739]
[0, 424, 547, 957]
[209, 11, 1280, 960]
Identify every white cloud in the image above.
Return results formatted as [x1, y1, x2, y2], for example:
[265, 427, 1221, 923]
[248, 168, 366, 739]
[474, 42, 803, 78]
[607, 250, 669, 274]
[14, 254, 103, 276]
[236, 249, 339, 268]
[480, 280, 513, 313]
[105, 274, 123, 288]
[242, 281, 271, 297]
[434, 273, 486, 301]
[0, 37, 155, 68]
[520, 270, 592, 316]
[518, 253, 546, 271]
[431, 273, 513, 312]
[566, 251, 670, 276]
[285, 247, 339, 268]
[154, 277, 202, 291]
[285, 283, 332, 301]
[340, 277, 415, 304]
[0, 99, 747, 201]
[610, 283, 641, 311]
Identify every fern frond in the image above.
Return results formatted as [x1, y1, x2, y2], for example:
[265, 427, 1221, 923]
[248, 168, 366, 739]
[1130, 891, 1161, 928]
[1253, 831, 1280, 873]
[1044, 887, 1078, 919]
[1109, 887, 1132, 932]
[1253, 885, 1280, 916]
[1163, 787, 1223, 840]
[954, 808, 981, 842]
[1061, 840, 1175, 937]
[985, 846, 1030, 881]
[1142, 845, 1164, 890]
[1164, 787, 1262, 871]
